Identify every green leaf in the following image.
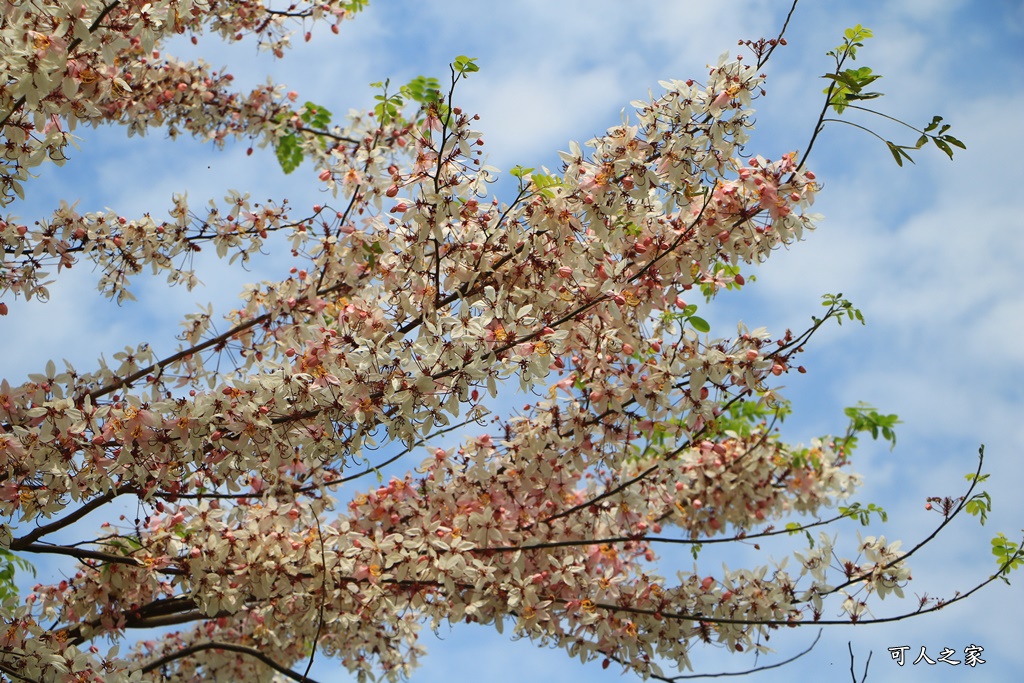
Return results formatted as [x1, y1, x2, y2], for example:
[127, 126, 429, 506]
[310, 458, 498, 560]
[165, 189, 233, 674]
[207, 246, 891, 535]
[943, 135, 966, 150]
[0, 548, 37, 600]
[820, 293, 865, 326]
[844, 24, 874, 42]
[530, 171, 565, 198]
[453, 55, 479, 74]
[362, 241, 384, 269]
[826, 89, 850, 115]
[839, 502, 887, 526]
[886, 141, 904, 167]
[274, 134, 304, 174]
[844, 91, 883, 102]
[965, 491, 992, 525]
[688, 316, 710, 333]
[822, 72, 857, 89]
[870, 503, 888, 523]
[402, 76, 443, 105]
[622, 221, 642, 237]
[300, 101, 333, 129]
[933, 137, 953, 159]
[708, 396, 791, 439]
[991, 533, 1024, 578]
[843, 402, 901, 450]
[369, 78, 407, 126]
[509, 165, 535, 179]
[827, 66, 881, 95]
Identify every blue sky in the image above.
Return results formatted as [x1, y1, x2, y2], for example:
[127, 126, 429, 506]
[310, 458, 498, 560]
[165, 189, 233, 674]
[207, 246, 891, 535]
[4, 1, 1023, 681]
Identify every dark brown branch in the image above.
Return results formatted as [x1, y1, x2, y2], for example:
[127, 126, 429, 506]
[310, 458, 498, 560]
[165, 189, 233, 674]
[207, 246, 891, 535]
[298, 126, 358, 145]
[757, 0, 800, 69]
[139, 641, 321, 683]
[87, 310, 273, 401]
[823, 446, 987, 599]
[62, 595, 205, 646]
[117, 610, 210, 630]
[86, 279, 348, 401]
[299, 513, 329, 682]
[10, 490, 123, 549]
[475, 512, 850, 554]
[667, 629, 821, 680]
[538, 464, 658, 526]
[165, 415, 482, 499]
[849, 641, 871, 683]
[0, 657, 38, 683]
[764, 298, 847, 361]
[14, 541, 143, 567]
[590, 550, 1015, 629]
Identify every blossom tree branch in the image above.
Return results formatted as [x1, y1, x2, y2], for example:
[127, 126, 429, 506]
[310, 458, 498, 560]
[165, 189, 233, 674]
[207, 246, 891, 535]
[0, 2, 1017, 682]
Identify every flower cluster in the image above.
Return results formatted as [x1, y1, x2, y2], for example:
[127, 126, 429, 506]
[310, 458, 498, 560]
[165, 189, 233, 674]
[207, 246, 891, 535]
[0, 3, 918, 682]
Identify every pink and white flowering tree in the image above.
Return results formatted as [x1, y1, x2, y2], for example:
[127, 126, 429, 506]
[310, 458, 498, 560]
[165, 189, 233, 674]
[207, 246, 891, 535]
[1, 2, 1020, 681]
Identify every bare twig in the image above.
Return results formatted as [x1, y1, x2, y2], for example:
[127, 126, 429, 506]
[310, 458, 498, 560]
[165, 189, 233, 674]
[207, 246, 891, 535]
[669, 629, 822, 680]
[849, 641, 871, 683]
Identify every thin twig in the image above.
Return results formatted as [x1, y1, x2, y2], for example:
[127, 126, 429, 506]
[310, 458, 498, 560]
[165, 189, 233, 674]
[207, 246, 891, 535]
[669, 630, 822, 680]
[10, 490, 123, 549]
[757, 0, 800, 69]
[848, 641, 871, 683]
[139, 641, 322, 683]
